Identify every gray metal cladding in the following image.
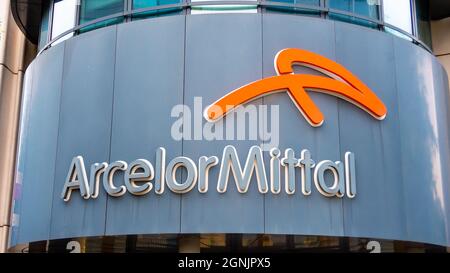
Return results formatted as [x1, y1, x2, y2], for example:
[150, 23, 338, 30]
[50, 25, 118, 240]
[105, 15, 185, 236]
[16, 43, 65, 243]
[10, 14, 450, 247]
[181, 14, 264, 234]
[262, 15, 343, 236]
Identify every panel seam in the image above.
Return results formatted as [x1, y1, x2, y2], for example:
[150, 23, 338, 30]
[49, 42, 68, 240]
[333, 21, 346, 238]
[103, 25, 120, 236]
[391, 35, 409, 241]
[179, 14, 187, 234]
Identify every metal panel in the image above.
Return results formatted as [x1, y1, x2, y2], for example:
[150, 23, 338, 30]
[394, 37, 448, 246]
[17, 43, 65, 244]
[9, 62, 34, 246]
[49, 26, 118, 239]
[335, 23, 407, 239]
[431, 60, 450, 245]
[180, 14, 264, 233]
[105, 16, 185, 235]
[262, 15, 344, 236]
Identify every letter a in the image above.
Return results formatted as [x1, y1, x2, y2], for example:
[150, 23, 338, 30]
[61, 156, 90, 202]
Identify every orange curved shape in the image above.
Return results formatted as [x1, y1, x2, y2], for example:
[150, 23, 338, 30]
[205, 48, 387, 127]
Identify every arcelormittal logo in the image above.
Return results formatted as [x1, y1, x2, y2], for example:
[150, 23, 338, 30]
[204, 48, 387, 127]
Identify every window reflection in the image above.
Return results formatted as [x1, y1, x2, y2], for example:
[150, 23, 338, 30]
[382, 0, 413, 41]
[383, 0, 412, 34]
[39, 1, 434, 55]
[38, 1, 51, 50]
[414, 0, 432, 48]
[190, 0, 258, 15]
[328, 0, 380, 20]
[132, 0, 183, 20]
[266, 0, 321, 16]
[133, 0, 182, 9]
[51, 0, 78, 44]
[354, 0, 379, 19]
[17, 234, 448, 253]
[79, 0, 125, 33]
[328, 0, 380, 28]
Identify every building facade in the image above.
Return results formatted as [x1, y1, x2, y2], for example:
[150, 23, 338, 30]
[0, 0, 35, 252]
[2, 0, 450, 253]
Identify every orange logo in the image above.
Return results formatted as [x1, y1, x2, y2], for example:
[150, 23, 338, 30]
[204, 48, 387, 127]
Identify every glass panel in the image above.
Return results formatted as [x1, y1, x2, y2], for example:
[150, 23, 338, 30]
[414, 0, 432, 48]
[190, 0, 257, 14]
[132, 0, 183, 20]
[38, 1, 51, 50]
[79, 18, 124, 33]
[51, 0, 78, 44]
[133, 0, 182, 9]
[79, 0, 125, 33]
[266, 0, 321, 16]
[79, 0, 125, 24]
[268, 0, 320, 4]
[328, 0, 380, 28]
[200, 234, 227, 250]
[354, 0, 379, 19]
[385, 27, 413, 42]
[329, 0, 352, 12]
[15, 235, 450, 253]
[383, 0, 412, 34]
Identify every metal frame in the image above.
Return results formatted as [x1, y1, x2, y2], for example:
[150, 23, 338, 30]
[46, 0, 55, 45]
[410, 0, 418, 38]
[37, 0, 433, 56]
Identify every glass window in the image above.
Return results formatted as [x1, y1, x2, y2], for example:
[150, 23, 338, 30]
[414, 0, 432, 48]
[329, 0, 352, 12]
[328, 0, 380, 28]
[268, 0, 319, 4]
[382, 0, 412, 41]
[383, 0, 412, 34]
[354, 0, 379, 19]
[38, 1, 51, 50]
[79, 0, 125, 23]
[17, 235, 449, 253]
[133, 0, 181, 9]
[132, 0, 183, 20]
[51, 0, 78, 44]
[190, 0, 258, 15]
[79, 0, 125, 33]
[266, 0, 321, 16]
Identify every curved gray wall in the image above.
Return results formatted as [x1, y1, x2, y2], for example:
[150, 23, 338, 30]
[10, 13, 450, 247]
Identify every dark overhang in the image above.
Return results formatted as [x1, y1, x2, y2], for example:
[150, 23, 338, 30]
[10, 0, 450, 44]
[430, 0, 450, 20]
[10, 0, 46, 44]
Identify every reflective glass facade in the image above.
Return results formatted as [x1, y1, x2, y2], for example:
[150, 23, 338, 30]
[12, 234, 447, 253]
[50, 0, 77, 44]
[38, 0, 434, 51]
[38, 1, 51, 50]
[414, 0, 432, 49]
[79, 0, 124, 32]
[383, 0, 412, 34]
[329, 0, 380, 19]
[328, 0, 380, 28]
[132, 0, 183, 19]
